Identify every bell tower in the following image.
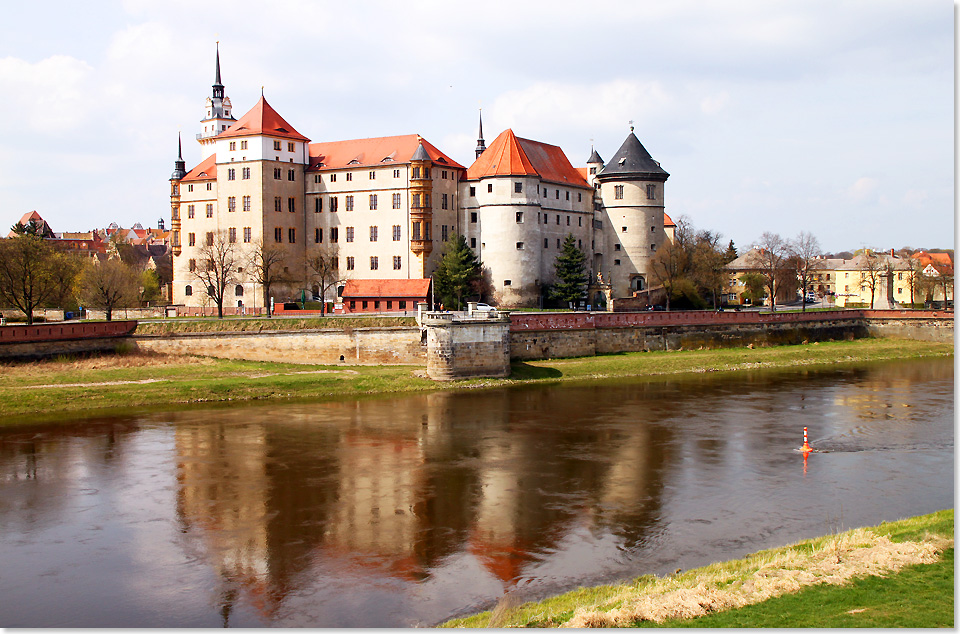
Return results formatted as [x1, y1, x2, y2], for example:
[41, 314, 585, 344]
[199, 43, 236, 158]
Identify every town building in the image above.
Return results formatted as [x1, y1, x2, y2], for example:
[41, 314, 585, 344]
[169, 51, 675, 310]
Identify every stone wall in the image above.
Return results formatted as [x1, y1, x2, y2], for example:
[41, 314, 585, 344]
[0, 320, 138, 360]
[423, 312, 512, 380]
[135, 326, 424, 365]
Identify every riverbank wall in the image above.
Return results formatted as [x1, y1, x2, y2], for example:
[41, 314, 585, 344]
[0, 321, 138, 360]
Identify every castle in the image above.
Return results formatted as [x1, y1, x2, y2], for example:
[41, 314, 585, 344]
[169, 50, 674, 310]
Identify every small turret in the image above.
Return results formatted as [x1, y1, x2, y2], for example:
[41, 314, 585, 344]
[475, 109, 486, 159]
[170, 134, 187, 181]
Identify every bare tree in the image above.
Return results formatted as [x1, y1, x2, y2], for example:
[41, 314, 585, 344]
[249, 239, 289, 317]
[306, 244, 343, 316]
[648, 216, 693, 311]
[194, 231, 240, 319]
[690, 229, 725, 308]
[753, 232, 791, 312]
[857, 250, 883, 309]
[79, 259, 138, 321]
[790, 231, 823, 312]
[0, 235, 81, 324]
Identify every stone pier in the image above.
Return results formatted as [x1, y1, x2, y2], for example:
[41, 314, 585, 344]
[422, 306, 512, 380]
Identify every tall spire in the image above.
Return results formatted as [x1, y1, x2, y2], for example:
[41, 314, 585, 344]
[170, 133, 187, 180]
[475, 108, 486, 159]
[212, 41, 224, 100]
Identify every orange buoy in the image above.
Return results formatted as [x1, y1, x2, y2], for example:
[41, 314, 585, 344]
[801, 426, 812, 453]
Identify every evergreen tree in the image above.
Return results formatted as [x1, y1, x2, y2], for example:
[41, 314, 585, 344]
[724, 239, 738, 263]
[433, 234, 482, 310]
[551, 234, 587, 305]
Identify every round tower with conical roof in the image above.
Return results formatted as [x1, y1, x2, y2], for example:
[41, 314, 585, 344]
[595, 126, 669, 300]
[169, 134, 187, 256]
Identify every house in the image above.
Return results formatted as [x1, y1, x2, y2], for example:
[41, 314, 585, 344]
[336, 278, 431, 314]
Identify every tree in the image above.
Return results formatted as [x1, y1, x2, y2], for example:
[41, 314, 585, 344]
[137, 269, 161, 306]
[753, 232, 791, 311]
[306, 244, 343, 316]
[739, 272, 767, 305]
[194, 231, 240, 319]
[723, 239, 738, 263]
[79, 259, 138, 321]
[857, 250, 883, 309]
[250, 239, 289, 316]
[790, 231, 823, 312]
[433, 234, 482, 310]
[0, 234, 80, 324]
[690, 230, 726, 308]
[551, 234, 587, 306]
[10, 218, 53, 238]
[648, 216, 692, 311]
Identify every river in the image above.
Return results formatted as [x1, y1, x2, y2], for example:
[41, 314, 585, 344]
[0, 357, 953, 627]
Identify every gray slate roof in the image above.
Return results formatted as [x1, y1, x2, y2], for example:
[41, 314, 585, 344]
[597, 132, 669, 181]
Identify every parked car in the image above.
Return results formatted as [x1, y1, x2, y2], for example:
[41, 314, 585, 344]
[474, 302, 496, 312]
[805, 293, 817, 303]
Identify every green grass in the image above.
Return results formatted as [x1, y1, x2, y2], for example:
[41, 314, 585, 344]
[0, 338, 951, 425]
[134, 315, 417, 335]
[442, 510, 954, 628]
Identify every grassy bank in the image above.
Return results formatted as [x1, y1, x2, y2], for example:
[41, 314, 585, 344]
[134, 315, 417, 335]
[0, 338, 951, 424]
[442, 509, 954, 628]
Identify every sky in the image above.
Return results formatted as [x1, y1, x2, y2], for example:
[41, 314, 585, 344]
[0, 0, 953, 253]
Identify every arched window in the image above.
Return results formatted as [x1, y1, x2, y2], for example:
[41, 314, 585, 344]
[184, 285, 193, 296]
[235, 284, 244, 297]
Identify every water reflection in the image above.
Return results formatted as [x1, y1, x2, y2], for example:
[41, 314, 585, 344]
[0, 357, 952, 627]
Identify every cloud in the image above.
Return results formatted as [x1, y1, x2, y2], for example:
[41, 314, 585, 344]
[847, 177, 879, 204]
[0, 55, 95, 133]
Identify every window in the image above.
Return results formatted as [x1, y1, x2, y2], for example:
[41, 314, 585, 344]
[516, 212, 523, 223]
[441, 225, 448, 241]
[392, 193, 401, 209]
[557, 238, 561, 248]
[346, 256, 355, 270]
[442, 170, 448, 179]
[288, 197, 295, 213]
[188, 258, 196, 272]
[228, 196, 236, 212]
[330, 173, 337, 182]
[646, 184, 656, 200]
[369, 226, 378, 242]
[330, 196, 338, 212]
[227, 168, 235, 181]
[579, 217, 582, 227]
[187, 204, 195, 219]
[188, 233, 195, 246]
[393, 256, 402, 270]
[615, 244, 621, 251]
[206, 204, 214, 218]
[578, 192, 582, 202]
[187, 184, 194, 192]
[235, 284, 244, 297]
[229, 141, 236, 151]
[622, 226, 627, 232]
[487, 183, 493, 193]
[393, 169, 400, 178]
[412, 193, 420, 208]
[332, 257, 339, 270]
[615, 185, 624, 200]
[314, 174, 321, 183]
[345, 195, 354, 211]
[544, 238, 549, 248]
[471, 212, 478, 223]
[504, 280, 511, 286]
[470, 238, 476, 248]
[370, 256, 378, 270]
[393, 225, 401, 241]
[614, 259, 621, 266]
[369, 171, 376, 180]
[556, 215, 560, 224]
[287, 142, 295, 152]
[470, 186, 476, 197]
[243, 227, 251, 243]
[412, 166, 420, 179]
[369, 194, 378, 210]
[346, 172, 353, 182]
[589, 167, 597, 175]
[205, 232, 214, 246]
[651, 225, 656, 232]
[288, 169, 295, 181]
[242, 167, 250, 180]
[274, 197, 282, 212]
[567, 215, 570, 226]
[442, 193, 448, 209]
[346, 226, 354, 242]
[556, 189, 559, 199]
[206, 183, 212, 191]
[274, 140, 282, 151]
[315, 228, 322, 243]
[515, 182, 523, 193]
[228, 227, 237, 243]
[288, 228, 296, 243]
[650, 243, 657, 251]
[516, 242, 524, 250]
[274, 227, 282, 243]
[412, 222, 421, 240]
[185, 285, 193, 296]
[241, 140, 248, 150]
[274, 168, 281, 180]
[315, 198, 322, 213]
[566, 191, 570, 201]
[243, 196, 251, 211]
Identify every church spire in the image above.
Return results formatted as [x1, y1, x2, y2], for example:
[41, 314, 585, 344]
[475, 108, 486, 159]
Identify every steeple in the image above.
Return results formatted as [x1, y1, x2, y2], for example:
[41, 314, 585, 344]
[475, 109, 486, 159]
[212, 42, 224, 100]
[199, 43, 236, 158]
[170, 134, 187, 180]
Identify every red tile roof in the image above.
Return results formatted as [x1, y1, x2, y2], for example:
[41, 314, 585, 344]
[467, 129, 590, 189]
[181, 154, 217, 181]
[341, 278, 431, 299]
[307, 135, 464, 171]
[912, 251, 953, 275]
[663, 212, 676, 227]
[217, 96, 310, 142]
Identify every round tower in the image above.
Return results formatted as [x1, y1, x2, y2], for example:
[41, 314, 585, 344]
[169, 134, 187, 256]
[595, 126, 669, 299]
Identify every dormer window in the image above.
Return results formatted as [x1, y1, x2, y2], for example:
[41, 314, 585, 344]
[618, 157, 626, 166]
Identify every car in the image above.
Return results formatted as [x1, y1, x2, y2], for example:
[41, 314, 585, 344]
[474, 302, 496, 312]
[805, 293, 817, 303]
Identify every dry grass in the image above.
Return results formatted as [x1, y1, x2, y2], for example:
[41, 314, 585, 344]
[0, 351, 213, 376]
[562, 529, 951, 627]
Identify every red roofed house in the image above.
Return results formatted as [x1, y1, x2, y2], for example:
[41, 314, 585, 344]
[169, 49, 675, 311]
[336, 279, 431, 314]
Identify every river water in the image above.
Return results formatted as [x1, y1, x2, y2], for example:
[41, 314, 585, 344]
[0, 357, 953, 627]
